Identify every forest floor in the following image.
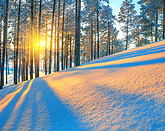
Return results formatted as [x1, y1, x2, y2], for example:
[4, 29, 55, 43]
[0, 40, 165, 130]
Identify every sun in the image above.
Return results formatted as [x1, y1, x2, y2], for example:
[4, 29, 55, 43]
[40, 40, 46, 47]
[33, 38, 45, 48]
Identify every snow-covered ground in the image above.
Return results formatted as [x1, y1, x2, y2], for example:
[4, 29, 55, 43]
[0, 40, 165, 130]
[3, 67, 45, 85]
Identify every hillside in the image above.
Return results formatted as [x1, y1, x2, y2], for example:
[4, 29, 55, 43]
[0, 40, 165, 130]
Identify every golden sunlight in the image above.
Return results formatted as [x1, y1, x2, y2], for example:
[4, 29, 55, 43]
[33, 36, 46, 53]
[40, 40, 46, 47]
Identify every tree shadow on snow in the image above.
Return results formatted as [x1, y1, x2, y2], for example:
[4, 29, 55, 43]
[76, 57, 165, 71]
[70, 44, 165, 71]
[88, 44, 165, 64]
[0, 78, 86, 131]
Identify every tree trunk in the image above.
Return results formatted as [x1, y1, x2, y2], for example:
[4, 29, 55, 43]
[91, 21, 93, 60]
[97, 9, 99, 58]
[36, 0, 42, 77]
[108, 21, 111, 55]
[109, 36, 111, 55]
[0, 0, 9, 89]
[13, 9, 17, 84]
[106, 39, 108, 56]
[49, 0, 56, 74]
[75, 0, 78, 65]
[21, 39, 23, 81]
[74, 0, 81, 66]
[22, 37, 25, 81]
[26, 39, 29, 80]
[34, 0, 37, 78]
[155, 11, 158, 42]
[30, 0, 34, 80]
[61, 0, 65, 70]
[94, 33, 96, 59]
[163, 0, 165, 39]
[14, 38, 16, 83]
[45, 22, 48, 75]
[18, 37, 22, 83]
[8, 60, 9, 74]
[112, 37, 114, 54]
[57, 0, 60, 71]
[18, 46, 21, 83]
[126, 19, 128, 50]
[15, 0, 21, 84]
[137, 26, 140, 47]
[65, 34, 68, 69]
[69, 36, 72, 68]
[0, 20, 2, 72]
[151, 26, 153, 43]
[63, 35, 66, 69]
[54, 16, 57, 72]
[6, 47, 8, 84]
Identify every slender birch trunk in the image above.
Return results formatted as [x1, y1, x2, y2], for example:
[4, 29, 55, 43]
[0, 0, 9, 89]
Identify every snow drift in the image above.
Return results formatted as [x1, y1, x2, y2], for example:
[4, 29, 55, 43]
[0, 40, 165, 130]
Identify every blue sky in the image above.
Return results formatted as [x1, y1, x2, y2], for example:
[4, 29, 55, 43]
[109, 0, 140, 16]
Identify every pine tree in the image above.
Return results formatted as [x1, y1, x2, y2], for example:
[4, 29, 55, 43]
[74, 0, 81, 66]
[90, 20, 93, 60]
[0, 0, 9, 89]
[26, 35, 29, 80]
[30, 0, 34, 80]
[49, 0, 56, 74]
[138, 0, 163, 43]
[45, 21, 48, 75]
[0, 1, 3, 73]
[0, 20, 2, 73]
[147, 0, 162, 42]
[36, 0, 42, 77]
[118, 0, 136, 50]
[69, 36, 72, 68]
[14, 0, 21, 85]
[0, 1, 4, 83]
[0, 0, 121, 87]
[6, 46, 8, 84]
[82, 0, 95, 61]
[96, 0, 100, 58]
[54, 13, 57, 72]
[163, 0, 165, 39]
[57, 0, 60, 71]
[26, 35, 30, 80]
[100, 4, 115, 56]
[61, 0, 65, 70]
[22, 36, 26, 81]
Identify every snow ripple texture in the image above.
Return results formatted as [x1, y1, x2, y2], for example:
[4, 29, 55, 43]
[0, 40, 165, 130]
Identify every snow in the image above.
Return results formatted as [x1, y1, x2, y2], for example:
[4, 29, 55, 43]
[3, 68, 45, 85]
[0, 40, 165, 130]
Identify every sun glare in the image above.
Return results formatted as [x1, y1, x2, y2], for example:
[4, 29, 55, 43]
[33, 37, 46, 49]
[40, 40, 46, 47]
[32, 37, 46, 56]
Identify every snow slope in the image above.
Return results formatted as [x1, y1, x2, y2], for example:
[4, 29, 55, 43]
[0, 40, 165, 130]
